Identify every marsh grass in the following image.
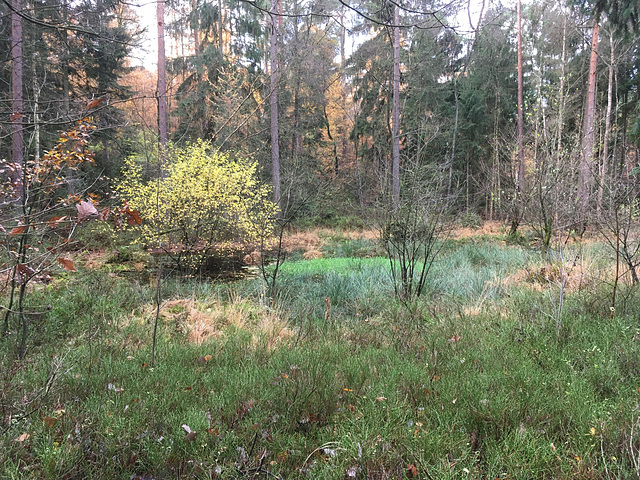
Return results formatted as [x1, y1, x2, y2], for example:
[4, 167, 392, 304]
[2, 236, 639, 479]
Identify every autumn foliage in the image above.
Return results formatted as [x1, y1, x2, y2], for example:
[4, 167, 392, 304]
[116, 140, 277, 270]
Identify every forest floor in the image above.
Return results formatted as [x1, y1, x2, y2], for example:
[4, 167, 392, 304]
[1, 223, 639, 479]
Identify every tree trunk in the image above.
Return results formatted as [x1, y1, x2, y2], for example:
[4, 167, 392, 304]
[270, 0, 281, 209]
[598, 32, 614, 214]
[217, 0, 223, 56]
[578, 20, 599, 230]
[338, 6, 347, 174]
[11, 0, 24, 200]
[391, 5, 400, 208]
[557, 17, 566, 156]
[157, 0, 168, 154]
[192, 0, 199, 56]
[449, 76, 459, 196]
[31, 49, 40, 164]
[510, 0, 525, 235]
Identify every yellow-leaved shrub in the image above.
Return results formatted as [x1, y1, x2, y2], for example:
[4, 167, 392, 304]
[116, 140, 276, 270]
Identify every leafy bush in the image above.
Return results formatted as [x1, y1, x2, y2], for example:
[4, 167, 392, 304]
[117, 140, 277, 270]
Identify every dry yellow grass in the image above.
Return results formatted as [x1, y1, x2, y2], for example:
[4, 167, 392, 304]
[159, 298, 294, 349]
[449, 221, 506, 239]
[281, 227, 378, 257]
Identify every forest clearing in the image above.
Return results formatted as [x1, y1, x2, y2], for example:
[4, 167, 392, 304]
[2, 223, 640, 479]
[2, 0, 640, 477]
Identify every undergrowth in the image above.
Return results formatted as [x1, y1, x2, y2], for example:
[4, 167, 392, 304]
[1, 236, 639, 479]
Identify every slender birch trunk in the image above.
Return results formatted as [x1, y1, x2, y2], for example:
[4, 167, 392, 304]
[11, 0, 23, 200]
[598, 32, 614, 214]
[270, 0, 281, 209]
[391, 5, 400, 209]
[157, 0, 168, 155]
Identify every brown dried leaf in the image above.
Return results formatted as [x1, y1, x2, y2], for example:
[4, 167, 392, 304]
[46, 216, 67, 229]
[126, 209, 142, 225]
[16, 264, 35, 282]
[9, 225, 26, 236]
[57, 258, 76, 272]
[76, 200, 98, 222]
[86, 97, 105, 110]
[98, 208, 111, 221]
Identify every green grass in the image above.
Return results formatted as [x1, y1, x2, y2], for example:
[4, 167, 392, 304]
[2, 236, 639, 479]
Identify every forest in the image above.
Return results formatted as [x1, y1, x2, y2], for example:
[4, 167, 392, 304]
[2, 0, 640, 478]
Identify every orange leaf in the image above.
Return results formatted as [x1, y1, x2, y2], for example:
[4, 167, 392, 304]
[126, 209, 142, 225]
[86, 97, 105, 110]
[431, 374, 441, 382]
[57, 258, 76, 272]
[46, 216, 67, 228]
[204, 354, 213, 362]
[406, 464, 418, 478]
[448, 335, 462, 343]
[205, 428, 219, 436]
[9, 225, 26, 236]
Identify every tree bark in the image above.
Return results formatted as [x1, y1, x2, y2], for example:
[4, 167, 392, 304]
[157, 0, 168, 154]
[192, 0, 199, 56]
[578, 20, 599, 229]
[217, 0, 223, 56]
[510, 0, 524, 235]
[11, 0, 24, 200]
[598, 32, 614, 214]
[391, 5, 400, 209]
[270, 0, 281, 209]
